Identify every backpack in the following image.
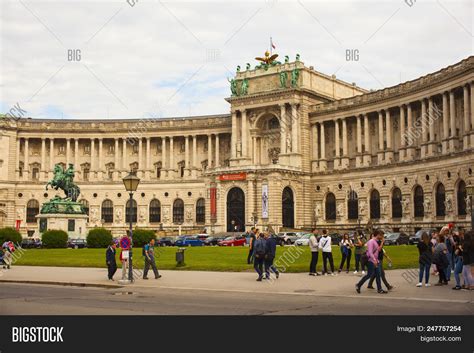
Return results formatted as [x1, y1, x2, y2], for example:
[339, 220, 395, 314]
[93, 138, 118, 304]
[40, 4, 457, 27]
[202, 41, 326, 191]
[142, 244, 147, 257]
[254, 238, 266, 256]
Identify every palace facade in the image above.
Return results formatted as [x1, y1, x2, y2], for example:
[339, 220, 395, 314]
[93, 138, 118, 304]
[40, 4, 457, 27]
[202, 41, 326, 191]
[1, 55, 473, 237]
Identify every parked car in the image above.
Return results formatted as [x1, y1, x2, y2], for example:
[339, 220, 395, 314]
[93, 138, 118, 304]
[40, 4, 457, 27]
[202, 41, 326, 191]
[218, 236, 246, 246]
[195, 233, 209, 241]
[20, 238, 42, 249]
[157, 237, 175, 247]
[203, 236, 225, 246]
[67, 239, 87, 249]
[175, 236, 203, 247]
[409, 229, 437, 245]
[276, 232, 298, 245]
[384, 232, 409, 245]
[294, 233, 312, 246]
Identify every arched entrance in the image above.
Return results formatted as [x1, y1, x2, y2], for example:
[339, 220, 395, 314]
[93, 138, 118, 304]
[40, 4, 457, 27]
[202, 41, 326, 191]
[227, 187, 245, 232]
[282, 187, 294, 228]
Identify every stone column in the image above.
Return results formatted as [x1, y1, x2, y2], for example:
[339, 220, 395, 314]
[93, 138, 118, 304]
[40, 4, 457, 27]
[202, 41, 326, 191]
[185, 135, 190, 172]
[16, 138, 21, 179]
[98, 138, 103, 179]
[241, 110, 247, 158]
[449, 90, 456, 151]
[66, 138, 71, 166]
[377, 111, 384, 164]
[137, 138, 142, 176]
[334, 119, 340, 169]
[252, 136, 257, 164]
[23, 138, 29, 180]
[90, 139, 95, 178]
[470, 82, 474, 147]
[363, 114, 371, 166]
[428, 98, 436, 156]
[385, 110, 393, 162]
[399, 105, 406, 161]
[169, 137, 174, 177]
[341, 118, 349, 168]
[355, 115, 362, 167]
[319, 122, 327, 171]
[442, 92, 449, 153]
[231, 111, 237, 159]
[49, 138, 54, 173]
[406, 103, 415, 159]
[114, 138, 119, 179]
[215, 133, 220, 167]
[207, 134, 212, 168]
[463, 85, 470, 149]
[312, 124, 319, 171]
[122, 139, 128, 170]
[145, 137, 151, 179]
[291, 104, 298, 153]
[41, 138, 46, 178]
[280, 104, 286, 155]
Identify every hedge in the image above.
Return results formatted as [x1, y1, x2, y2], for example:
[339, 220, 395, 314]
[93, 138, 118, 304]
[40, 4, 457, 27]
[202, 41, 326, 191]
[0, 227, 22, 245]
[131, 228, 156, 247]
[87, 228, 113, 248]
[42, 230, 68, 248]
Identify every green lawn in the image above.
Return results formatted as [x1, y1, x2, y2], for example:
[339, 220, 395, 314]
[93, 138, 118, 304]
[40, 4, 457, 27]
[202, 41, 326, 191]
[13, 245, 419, 272]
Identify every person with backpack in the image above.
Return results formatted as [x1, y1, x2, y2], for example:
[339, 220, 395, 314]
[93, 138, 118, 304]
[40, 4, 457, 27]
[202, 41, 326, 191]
[445, 227, 455, 281]
[338, 233, 353, 273]
[319, 229, 335, 275]
[264, 232, 279, 279]
[105, 241, 117, 281]
[355, 229, 388, 294]
[253, 231, 266, 281]
[433, 233, 449, 286]
[143, 238, 161, 280]
[309, 228, 320, 276]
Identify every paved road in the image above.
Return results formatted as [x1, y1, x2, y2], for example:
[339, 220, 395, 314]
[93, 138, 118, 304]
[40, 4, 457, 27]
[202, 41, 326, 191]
[1, 283, 472, 315]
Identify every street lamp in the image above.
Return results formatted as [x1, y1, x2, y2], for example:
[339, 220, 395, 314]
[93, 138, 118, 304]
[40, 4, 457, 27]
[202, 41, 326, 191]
[122, 171, 140, 283]
[466, 184, 474, 230]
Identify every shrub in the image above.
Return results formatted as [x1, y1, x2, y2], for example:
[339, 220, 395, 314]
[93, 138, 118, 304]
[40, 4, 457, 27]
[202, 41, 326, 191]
[42, 230, 68, 248]
[0, 227, 22, 245]
[87, 228, 113, 248]
[131, 228, 156, 247]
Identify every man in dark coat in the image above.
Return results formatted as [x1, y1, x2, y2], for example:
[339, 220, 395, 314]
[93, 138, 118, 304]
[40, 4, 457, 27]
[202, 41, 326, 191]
[106, 242, 117, 281]
[264, 232, 280, 279]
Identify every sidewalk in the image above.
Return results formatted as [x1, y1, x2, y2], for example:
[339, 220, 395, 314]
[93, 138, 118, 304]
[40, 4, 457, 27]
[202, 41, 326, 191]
[1, 266, 472, 303]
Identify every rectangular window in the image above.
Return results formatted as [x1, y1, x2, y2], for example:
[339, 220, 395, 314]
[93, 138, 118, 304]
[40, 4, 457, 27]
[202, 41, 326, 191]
[68, 219, 75, 232]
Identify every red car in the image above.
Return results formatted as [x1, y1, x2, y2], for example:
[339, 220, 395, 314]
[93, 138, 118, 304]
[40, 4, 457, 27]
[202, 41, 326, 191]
[218, 236, 246, 246]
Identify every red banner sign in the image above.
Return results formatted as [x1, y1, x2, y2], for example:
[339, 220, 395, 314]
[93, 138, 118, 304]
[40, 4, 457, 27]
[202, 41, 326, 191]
[218, 172, 246, 181]
[15, 220, 21, 231]
[210, 187, 217, 220]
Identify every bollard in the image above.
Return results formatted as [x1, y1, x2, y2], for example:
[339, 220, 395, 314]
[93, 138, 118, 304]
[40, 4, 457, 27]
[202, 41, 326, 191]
[176, 247, 186, 266]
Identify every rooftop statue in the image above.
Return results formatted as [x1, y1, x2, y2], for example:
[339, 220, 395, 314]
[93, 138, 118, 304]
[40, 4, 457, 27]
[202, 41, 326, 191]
[255, 51, 281, 70]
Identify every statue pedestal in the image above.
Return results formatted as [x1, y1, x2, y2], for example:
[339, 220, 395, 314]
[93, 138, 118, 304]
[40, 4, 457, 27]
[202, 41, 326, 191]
[36, 213, 89, 239]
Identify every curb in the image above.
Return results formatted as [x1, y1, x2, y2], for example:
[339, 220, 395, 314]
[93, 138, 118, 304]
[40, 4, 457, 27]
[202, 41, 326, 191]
[0, 279, 123, 289]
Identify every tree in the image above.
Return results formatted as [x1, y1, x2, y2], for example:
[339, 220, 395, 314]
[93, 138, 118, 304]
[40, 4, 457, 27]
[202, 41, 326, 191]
[87, 228, 113, 248]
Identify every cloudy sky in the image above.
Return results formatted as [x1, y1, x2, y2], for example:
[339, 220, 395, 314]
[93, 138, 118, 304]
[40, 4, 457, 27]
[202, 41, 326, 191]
[0, 0, 472, 120]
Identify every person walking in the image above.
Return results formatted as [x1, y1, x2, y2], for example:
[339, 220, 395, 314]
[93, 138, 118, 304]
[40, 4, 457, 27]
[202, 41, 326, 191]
[355, 229, 388, 294]
[247, 227, 256, 264]
[433, 233, 449, 286]
[319, 230, 335, 276]
[105, 242, 117, 281]
[338, 233, 353, 273]
[367, 243, 393, 291]
[416, 232, 433, 287]
[353, 232, 366, 274]
[253, 231, 266, 281]
[143, 238, 161, 280]
[460, 231, 474, 290]
[452, 232, 464, 290]
[264, 232, 279, 279]
[0, 247, 11, 269]
[309, 228, 320, 276]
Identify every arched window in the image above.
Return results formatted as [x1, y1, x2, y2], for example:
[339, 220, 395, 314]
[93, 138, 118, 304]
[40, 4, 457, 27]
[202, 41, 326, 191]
[268, 117, 280, 130]
[391, 188, 402, 218]
[125, 199, 137, 223]
[435, 183, 446, 217]
[347, 190, 358, 220]
[80, 199, 90, 216]
[414, 185, 424, 218]
[149, 199, 161, 223]
[196, 198, 205, 224]
[370, 190, 380, 219]
[26, 199, 39, 223]
[325, 193, 336, 220]
[101, 199, 114, 223]
[173, 199, 184, 223]
[457, 180, 467, 216]
[282, 187, 295, 228]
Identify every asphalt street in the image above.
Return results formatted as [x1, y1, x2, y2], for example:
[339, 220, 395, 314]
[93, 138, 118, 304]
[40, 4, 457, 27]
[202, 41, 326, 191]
[1, 283, 472, 315]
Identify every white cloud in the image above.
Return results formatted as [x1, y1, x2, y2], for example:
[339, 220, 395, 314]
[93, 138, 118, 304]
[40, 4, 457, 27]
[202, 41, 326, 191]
[0, 0, 472, 119]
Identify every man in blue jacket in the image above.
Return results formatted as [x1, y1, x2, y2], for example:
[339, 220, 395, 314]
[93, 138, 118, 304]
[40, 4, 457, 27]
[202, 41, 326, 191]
[105, 242, 117, 280]
[264, 232, 280, 280]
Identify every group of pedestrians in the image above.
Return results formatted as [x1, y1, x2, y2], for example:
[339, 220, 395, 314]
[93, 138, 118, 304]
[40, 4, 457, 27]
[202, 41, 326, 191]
[417, 227, 473, 290]
[248, 228, 280, 281]
[105, 237, 161, 281]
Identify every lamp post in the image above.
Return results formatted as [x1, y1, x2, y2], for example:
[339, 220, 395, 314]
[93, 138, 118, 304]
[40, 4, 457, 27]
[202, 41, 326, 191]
[122, 171, 140, 283]
[466, 184, 474, 230]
